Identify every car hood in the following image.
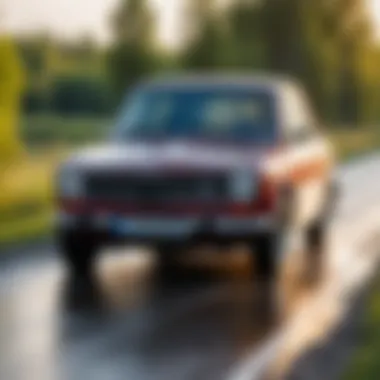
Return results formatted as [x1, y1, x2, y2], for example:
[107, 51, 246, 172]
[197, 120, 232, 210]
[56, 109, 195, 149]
[65, 141, 272, 173]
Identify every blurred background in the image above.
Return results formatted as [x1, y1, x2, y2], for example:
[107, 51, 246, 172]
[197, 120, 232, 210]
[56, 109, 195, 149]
[1, 0, 380, 245]
[1, 2, 380, 380]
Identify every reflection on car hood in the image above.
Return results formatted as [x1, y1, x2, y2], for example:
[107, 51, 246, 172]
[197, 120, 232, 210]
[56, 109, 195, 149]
[65, 141, 272, 173]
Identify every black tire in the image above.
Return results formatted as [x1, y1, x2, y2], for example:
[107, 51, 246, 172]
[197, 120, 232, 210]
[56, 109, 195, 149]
[304, 183, 335, 283]
[307, 218, 327, 252]
[252, 234, 279, 282]
[59, 232, 99, 278]
[251, 234, 286, 322]
[155, 244, 181, 279]
[252, 184, 294, 283]
[305, 217, 328, 283]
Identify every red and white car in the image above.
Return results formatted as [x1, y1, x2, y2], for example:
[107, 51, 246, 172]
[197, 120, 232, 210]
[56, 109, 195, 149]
[56, 74, 336, 280]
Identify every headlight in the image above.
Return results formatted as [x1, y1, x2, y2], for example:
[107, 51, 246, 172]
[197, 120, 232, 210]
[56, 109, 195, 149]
[230, 171, 256, 202]
[58, 169, 83, 198]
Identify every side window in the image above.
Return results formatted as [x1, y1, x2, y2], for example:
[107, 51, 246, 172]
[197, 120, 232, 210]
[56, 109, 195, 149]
[283, 86, 318, 144]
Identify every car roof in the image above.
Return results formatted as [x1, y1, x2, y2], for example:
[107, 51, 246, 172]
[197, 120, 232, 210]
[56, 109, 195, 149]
[140, 73, 298, 93]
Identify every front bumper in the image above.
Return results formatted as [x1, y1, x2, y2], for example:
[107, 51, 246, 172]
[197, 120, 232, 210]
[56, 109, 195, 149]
[56, 212, 276, 244]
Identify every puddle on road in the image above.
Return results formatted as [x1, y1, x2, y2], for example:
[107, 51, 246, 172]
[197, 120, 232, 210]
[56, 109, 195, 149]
[1, 237, 357, 380]
[0, 245, 292, 380]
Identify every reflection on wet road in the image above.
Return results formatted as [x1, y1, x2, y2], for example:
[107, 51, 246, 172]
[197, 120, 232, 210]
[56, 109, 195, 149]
[0, 247, 287, 380]
[2, 157, 380, 380]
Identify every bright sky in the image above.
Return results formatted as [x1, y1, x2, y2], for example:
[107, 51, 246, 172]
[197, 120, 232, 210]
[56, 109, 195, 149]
[2, 0, 380, 47]
[2, 0, 184, 47]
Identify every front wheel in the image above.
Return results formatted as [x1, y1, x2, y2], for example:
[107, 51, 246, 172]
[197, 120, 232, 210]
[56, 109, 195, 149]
[251, 234, 279, 283]
[155, 244, 182, 280]
[304, 218, 328, 283]
[304, 183, 335, 284]
[58, 232, 99, 278]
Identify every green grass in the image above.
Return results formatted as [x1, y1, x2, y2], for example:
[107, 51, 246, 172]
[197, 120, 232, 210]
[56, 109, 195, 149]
[330, 127, 380, 161]
[0, 211, 53, 245]
[21, 114, 111, 147]
[342, 277, 380, 380]
[0, 153, 58, 245]
[1, 116, 380, 245]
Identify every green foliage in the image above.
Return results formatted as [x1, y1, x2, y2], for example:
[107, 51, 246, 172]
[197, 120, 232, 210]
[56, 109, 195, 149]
[0, 37, 25, 161]
[180, 0, 226, 70]
[50, 75, 112, 116]
[343, 277, 380, 380]
[107, 0, 158, 100]
[178, 0, 379, 125]
[17, 34, 107, 115]
[224, 2, 266, 68]
[22, 115, 110, 146]
[12, 0, 380, 128]
[108, 43, 155, 100]
[0, 155, 56, 245]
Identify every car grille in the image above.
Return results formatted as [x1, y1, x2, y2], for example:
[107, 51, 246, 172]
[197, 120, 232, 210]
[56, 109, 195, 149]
[85, 173, 229, 203]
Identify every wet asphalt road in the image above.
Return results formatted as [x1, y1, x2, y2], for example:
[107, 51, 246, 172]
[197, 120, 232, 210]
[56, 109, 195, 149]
[0, 243, 283, 380]
[2, 155, 380, 380]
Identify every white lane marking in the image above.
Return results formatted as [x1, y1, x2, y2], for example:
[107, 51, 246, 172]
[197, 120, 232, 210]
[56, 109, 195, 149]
[227, 331, 284, 380]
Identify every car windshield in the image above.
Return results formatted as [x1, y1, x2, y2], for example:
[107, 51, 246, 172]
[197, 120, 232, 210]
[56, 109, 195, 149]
[114, 87, 277, 143]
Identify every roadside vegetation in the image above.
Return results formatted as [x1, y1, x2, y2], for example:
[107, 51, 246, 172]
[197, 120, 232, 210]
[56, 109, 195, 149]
[0, 152, 58, 245]
[330, 127, 380, 161]
[343, 276, 380, 380]
[22, 114, 111, 148]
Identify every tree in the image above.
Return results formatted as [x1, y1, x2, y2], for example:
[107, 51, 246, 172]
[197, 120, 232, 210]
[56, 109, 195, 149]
[247, 0, 374, 123]
[16, 34, 54, 113]
[107, 0, 158, 100]
[330, 0, 374, 124]
[224, 0, 266, 69]
[50, 75, 111, 116]
[105, 0, 380, 125]
[0, 37, 25, 160]
[180, 0, 226, 70]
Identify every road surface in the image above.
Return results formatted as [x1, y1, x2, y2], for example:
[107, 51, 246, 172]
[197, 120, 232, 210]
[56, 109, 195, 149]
[1, 155, 380, 380]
